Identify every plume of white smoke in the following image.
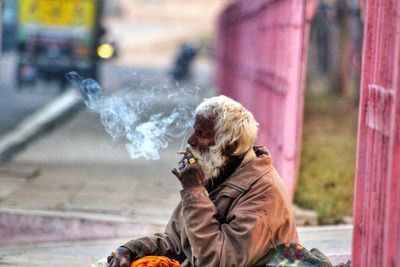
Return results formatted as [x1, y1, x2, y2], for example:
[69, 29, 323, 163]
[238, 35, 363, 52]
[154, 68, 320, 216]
[65, 71, 197, 160]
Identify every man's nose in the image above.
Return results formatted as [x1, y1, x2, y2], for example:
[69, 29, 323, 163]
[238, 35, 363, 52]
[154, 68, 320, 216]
[188, 134, 197, 147]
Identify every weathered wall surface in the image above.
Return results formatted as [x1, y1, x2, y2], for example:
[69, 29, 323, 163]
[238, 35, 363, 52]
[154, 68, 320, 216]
[352, 0, 400, 265]
[215, 0, 310, 199]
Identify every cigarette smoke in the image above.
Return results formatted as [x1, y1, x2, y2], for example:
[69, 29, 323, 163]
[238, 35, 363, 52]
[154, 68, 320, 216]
[65, 71, 197, 160]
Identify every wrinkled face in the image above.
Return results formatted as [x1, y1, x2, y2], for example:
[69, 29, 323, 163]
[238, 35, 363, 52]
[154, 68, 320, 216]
[188, 115, 215, 153]
[188, 115, 227, 179]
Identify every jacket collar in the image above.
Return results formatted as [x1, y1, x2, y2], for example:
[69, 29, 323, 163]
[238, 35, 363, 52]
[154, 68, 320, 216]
[221, 147, 272, 192]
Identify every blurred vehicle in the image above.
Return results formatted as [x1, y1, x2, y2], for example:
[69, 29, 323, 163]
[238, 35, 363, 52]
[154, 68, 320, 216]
[16, 0, 116, 90]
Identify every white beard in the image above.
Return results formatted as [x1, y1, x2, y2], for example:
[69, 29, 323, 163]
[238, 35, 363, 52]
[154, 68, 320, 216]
[190, 146, 227, 179]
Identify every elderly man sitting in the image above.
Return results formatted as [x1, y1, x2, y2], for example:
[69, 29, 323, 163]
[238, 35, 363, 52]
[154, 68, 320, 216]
[108, 95, 298, 267]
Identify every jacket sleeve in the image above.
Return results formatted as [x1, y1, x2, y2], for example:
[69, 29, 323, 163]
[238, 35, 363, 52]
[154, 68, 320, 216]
[123, 203, 185, 261]
[181, 183, 274, 267]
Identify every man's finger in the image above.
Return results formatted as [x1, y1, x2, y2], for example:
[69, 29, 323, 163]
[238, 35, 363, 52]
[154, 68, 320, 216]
[183, 147, 194, 159]
[171, 168, 181, 179]
[179, 161, 185, 169]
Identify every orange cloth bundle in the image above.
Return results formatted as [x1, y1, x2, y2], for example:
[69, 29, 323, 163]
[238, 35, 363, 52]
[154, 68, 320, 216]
[130, 256, 180, 267]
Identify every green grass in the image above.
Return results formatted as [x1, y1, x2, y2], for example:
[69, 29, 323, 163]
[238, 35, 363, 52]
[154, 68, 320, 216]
[294, 90, 358, 224]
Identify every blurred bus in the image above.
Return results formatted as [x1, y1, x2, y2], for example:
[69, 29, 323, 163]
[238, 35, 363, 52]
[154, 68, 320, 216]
[16, 0, 114, 89]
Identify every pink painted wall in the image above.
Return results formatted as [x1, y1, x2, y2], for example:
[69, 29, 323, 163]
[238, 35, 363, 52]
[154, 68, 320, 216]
[352, 0, 400, 265]
[215, 0, 314, 199]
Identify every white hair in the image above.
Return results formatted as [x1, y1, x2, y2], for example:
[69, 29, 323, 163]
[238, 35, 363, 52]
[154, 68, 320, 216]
[195, 95, 259, 157]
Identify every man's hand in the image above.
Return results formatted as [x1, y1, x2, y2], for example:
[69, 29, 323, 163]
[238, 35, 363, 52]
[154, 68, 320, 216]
[107, 246, 131, 267]
[172, 149, 205, 189]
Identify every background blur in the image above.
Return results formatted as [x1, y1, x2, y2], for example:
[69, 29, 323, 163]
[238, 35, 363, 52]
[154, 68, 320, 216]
[0, 0, 363, 233]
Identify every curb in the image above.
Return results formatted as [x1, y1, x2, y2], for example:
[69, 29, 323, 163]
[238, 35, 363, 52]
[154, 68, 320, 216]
[0, 89, 83, 164]
[0, 208, 163, 246]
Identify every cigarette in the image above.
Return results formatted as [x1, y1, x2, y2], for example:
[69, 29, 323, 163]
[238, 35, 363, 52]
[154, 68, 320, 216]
[177, 151, 186, 154]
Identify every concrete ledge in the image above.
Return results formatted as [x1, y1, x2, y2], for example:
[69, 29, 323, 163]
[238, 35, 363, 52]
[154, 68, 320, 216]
[0, 89, 82, 164]
[0, 208, 163, 246]
[298, 225, 352, 265]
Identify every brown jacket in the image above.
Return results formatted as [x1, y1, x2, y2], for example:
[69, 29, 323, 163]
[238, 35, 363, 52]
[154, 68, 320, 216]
[124, 149, 298, 267]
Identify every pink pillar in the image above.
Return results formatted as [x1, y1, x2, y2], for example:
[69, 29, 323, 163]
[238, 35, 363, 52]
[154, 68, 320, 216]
[215, 0, 314, 199]
[352, 0, 400, 265]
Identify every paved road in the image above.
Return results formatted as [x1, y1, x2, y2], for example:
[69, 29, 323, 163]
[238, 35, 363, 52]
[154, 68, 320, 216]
[0, 52, 60, 136]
